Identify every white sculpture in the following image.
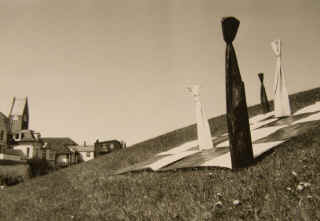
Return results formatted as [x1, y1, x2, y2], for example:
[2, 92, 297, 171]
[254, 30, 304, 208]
[187, 85, 214, 151]
[271, 39, 291, 117]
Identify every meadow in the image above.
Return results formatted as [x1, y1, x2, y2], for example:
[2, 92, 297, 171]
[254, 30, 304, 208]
[0, 88, 320, 220]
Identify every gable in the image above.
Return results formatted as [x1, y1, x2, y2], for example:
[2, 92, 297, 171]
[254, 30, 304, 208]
[9, 97, 28, 116]
[0, 113, 9, 131]
[42, 137, 78, 153]
[71, 145, 95, 152]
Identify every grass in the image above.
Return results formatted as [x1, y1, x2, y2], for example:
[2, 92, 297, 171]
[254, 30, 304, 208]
[1, 87, 320, 220]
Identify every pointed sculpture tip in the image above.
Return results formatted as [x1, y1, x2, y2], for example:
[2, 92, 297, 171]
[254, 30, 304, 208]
[221, 17, 240, 44]
[271, 39, 281, 44]
[271, 39, 281, 56]
[258, 73, 264, 82]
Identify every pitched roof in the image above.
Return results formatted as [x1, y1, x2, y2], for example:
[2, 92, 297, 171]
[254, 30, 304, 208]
[15, 130, 38, 142]
[97, 139, 122, 145]
[9, 97, 28, 116]
[0, 112, 8, 120]
[0, 112, 9, 130]
[41, 137, 78, 153]
[70, 145, 95, 152]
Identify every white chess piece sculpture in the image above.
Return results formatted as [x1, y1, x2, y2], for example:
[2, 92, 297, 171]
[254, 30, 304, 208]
[187, 85, 214, 151]
[271, 39, 291, 117]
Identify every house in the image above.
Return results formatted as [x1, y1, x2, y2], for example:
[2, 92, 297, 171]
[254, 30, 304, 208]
[41, 137, 79, 167]
[5, 97, 48, 161]
[0, 97, 83, 169]
[0, 112, 10, 152]
[11, 130, 43, 160]
[0, 97, 31, 164]
[71, 145, 95, 162]
[94, 139, 124, 157]
[36, 142, 56, 163]
[8, 97, 29, 133]
[0, 97, 78, 168]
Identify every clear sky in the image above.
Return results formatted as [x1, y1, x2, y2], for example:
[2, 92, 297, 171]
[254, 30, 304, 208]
[0, 0, 319, 145]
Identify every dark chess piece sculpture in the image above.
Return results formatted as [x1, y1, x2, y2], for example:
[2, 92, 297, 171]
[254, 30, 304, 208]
[258, 73, 270, 113]
[222, 17, 254, 169]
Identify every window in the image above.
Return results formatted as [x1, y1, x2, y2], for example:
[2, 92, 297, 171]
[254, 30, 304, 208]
[26, 147, 30, 158]
[49, 152, 55, 161]
[0, 131, 3, 140]
[42, 150, 46, 159]
[86, 152, 91, 157]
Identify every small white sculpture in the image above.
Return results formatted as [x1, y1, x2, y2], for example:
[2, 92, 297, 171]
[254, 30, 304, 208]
[271, 39, 291, 117]
[187, 85, 214, 151]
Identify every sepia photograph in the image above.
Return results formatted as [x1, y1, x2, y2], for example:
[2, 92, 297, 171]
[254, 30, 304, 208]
[0, 0, 319, 220]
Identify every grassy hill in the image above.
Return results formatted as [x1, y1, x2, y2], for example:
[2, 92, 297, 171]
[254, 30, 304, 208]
[1, 88, 320, 220]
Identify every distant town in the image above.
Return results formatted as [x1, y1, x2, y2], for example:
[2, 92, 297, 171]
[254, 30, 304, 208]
[0, 97, 126, 170]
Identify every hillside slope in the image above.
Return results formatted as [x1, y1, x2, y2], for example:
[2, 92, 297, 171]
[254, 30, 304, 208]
[1, 88, 320, 221]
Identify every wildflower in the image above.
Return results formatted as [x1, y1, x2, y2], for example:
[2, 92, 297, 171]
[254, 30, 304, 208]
[215, 201, 223, 208]
[297, 184, 304, 191]
[286, 187, 292, 191]
[233, 199, 240, 206]
[301, 182, 311, 188]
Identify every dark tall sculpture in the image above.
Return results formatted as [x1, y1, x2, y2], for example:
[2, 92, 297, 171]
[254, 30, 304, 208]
[258, 73, 270, 113]
[222, 17, 254, 169]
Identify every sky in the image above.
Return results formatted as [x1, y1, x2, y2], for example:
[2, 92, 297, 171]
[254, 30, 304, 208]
[0, 0, 319, 146]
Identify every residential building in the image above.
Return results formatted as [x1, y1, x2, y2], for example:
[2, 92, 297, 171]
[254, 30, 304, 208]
[41, 137, 79, 167]
[12, 130, 43, 160]
[0, 113, 10, 152]
[94, 139, 124, 157]
[71, 145, 95, 162]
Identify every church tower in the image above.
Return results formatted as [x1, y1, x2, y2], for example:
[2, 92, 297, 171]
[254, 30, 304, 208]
[8, 97, 29, 133]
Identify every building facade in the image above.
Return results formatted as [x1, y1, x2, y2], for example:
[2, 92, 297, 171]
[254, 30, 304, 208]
[94, 139, 124, 157]
[0, 113, 10, 152]
[12, 130, 43, 160]
[71, 145, 95, 162]
[41, 137, 79, 167]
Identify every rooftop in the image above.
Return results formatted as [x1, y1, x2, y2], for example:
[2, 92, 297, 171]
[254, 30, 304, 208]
[9, 97, 28, 116]
[42, 137, 78, 154]
[70, 145, 95, 152]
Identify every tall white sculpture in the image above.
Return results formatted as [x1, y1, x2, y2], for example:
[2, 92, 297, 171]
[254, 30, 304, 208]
[187, 85, 214, 151]
[271, 39, 291, 117]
